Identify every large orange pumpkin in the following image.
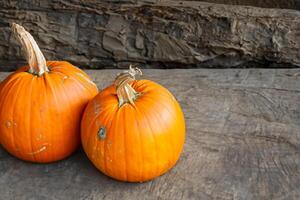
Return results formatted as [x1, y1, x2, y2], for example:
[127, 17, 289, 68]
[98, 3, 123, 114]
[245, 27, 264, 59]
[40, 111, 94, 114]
[0, 23, 98, 163]
[81, 66, 185, 182]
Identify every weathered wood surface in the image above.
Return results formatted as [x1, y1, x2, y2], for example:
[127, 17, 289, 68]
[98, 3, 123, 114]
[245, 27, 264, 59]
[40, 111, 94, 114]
[0, 69, 299, 200]
[0, 0, 300, 71]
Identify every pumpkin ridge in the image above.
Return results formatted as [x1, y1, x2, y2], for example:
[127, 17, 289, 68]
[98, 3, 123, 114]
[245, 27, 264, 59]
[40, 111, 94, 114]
[135, 88, 179, 129]
[0, 72, 26, 89]
[132, 80, 174, 103]
[135, 105, 159, 180]
[99, 105, 118, 175]
[43, 73, 61, 160]
[142, 97, 176, 168]
[83, 107, 102, 146]
[2, 76, 25, 158]
[63, 70, 97, 96]
[6, 76, 34, 160]
[27, 76, 37, 161]
[0, 75, 23, 108]
[55, 72, 82, 156]
[41, 75, 53, 161]
[71, 73, 97, 95]
[74, 72, 97, 88]
[133, 108, 145, 181]
[122, 107, 129, 181]
[140, 81, 174, 100]
[82, 100, 117, 174]
[82, 114, 95, 160]
[93, 106, 114, 173]
[105, 107, 122, 178]
[57, 71, 91, 157]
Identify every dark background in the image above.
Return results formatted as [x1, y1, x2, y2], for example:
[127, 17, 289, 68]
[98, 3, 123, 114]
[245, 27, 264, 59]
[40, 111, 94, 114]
[0, 0, 299, 71]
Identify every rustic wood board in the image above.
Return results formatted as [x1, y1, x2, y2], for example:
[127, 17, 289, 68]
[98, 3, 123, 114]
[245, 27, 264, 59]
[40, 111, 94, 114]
[0, 69, 299, 200]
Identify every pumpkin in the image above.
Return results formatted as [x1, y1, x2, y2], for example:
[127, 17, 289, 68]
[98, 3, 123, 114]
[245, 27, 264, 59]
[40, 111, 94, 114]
[81, 66, 185, 182]
[0, 23, 98, 163]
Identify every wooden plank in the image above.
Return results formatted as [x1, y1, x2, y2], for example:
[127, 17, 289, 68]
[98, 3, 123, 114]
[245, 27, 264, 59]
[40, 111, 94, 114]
[0, 69, 299, 200]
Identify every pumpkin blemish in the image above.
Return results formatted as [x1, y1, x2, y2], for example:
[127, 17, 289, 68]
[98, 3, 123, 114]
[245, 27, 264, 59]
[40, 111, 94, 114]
[98, 127, 106, 140]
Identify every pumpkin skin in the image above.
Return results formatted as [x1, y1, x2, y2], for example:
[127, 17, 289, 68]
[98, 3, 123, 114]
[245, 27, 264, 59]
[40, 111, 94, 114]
[0, 23, 98, 163]
[81, 69, 185, 182]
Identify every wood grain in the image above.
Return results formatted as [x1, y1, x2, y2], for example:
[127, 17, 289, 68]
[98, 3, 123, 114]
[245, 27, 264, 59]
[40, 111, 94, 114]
[0, 69, 299, 199]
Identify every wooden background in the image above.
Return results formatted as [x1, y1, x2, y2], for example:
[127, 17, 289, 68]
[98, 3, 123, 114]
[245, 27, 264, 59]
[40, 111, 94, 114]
[0, 0, 299, 70]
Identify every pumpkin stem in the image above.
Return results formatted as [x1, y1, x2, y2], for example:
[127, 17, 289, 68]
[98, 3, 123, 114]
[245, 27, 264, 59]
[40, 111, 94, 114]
[114, 65, 142, 107]
[11, 23, 48, 76]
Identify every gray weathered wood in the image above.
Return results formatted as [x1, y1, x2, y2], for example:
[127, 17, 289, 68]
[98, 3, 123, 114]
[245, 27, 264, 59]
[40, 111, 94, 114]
[0, 69, 299, 200]
[0, 1, 300, 71]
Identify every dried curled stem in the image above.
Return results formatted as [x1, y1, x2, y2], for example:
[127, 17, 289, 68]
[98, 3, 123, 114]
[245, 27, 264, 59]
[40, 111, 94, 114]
[11, 23, 48, 76]
[114, 65, 143, 107]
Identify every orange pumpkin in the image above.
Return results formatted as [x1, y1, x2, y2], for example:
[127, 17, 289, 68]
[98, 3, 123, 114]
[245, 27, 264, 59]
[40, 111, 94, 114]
[81, 66, 185, 182]
[0, 23, 98, 163]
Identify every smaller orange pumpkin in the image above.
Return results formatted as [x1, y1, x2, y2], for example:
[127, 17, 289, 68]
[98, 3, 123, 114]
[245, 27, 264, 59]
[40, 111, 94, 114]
[0, 23, 98, 163]
[81, 66, 185, 182]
